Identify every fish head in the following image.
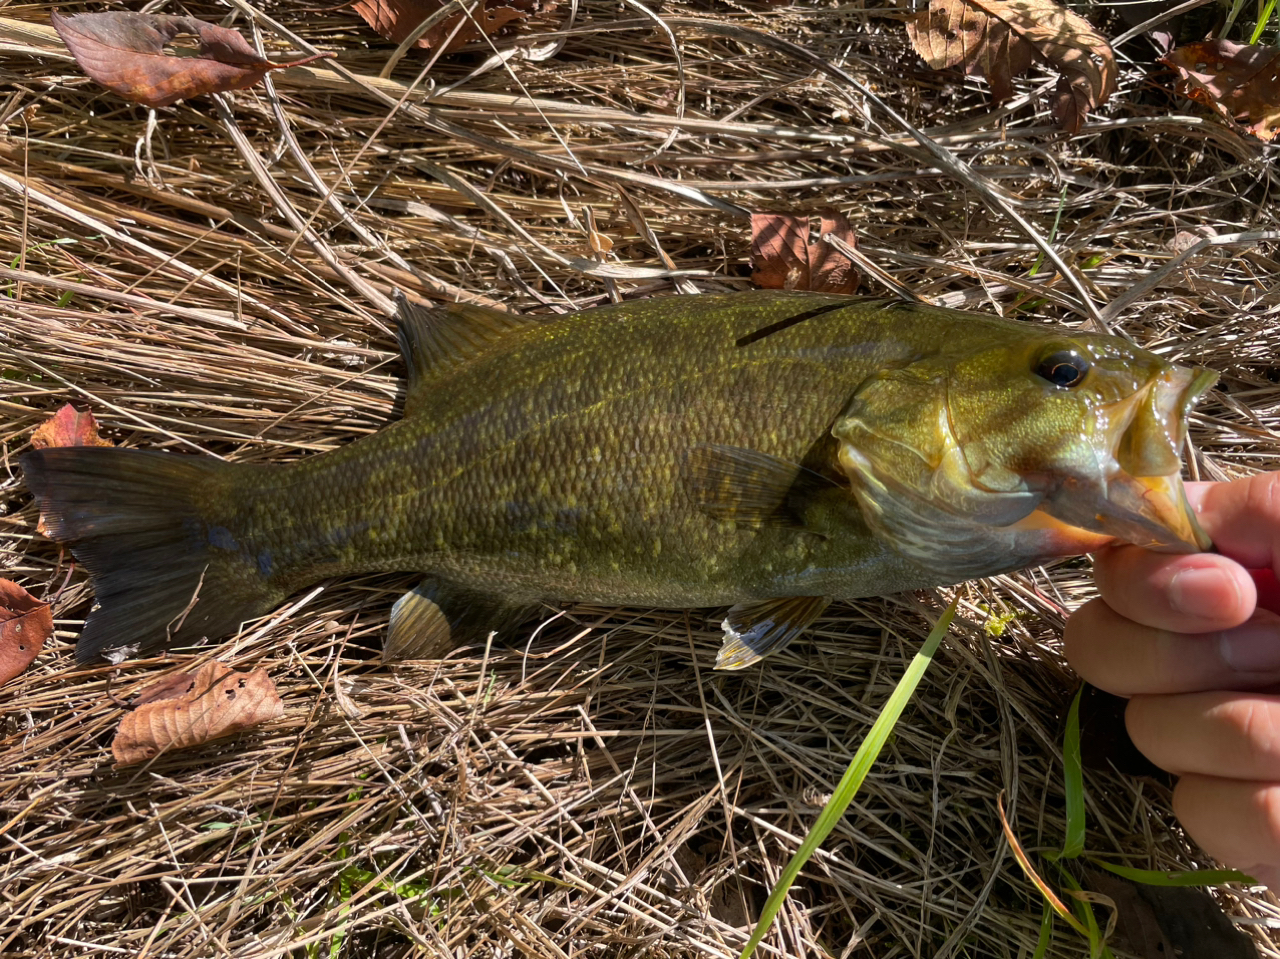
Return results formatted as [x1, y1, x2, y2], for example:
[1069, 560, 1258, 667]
[832, 327, 1216, 579]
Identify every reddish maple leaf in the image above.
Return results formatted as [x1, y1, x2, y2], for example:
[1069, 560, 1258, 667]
[750, 211, 860, 295]
[1164, 41, 1280, 142]
[30, 403, 113, 451]
[30, 404, 113, 535]
[0, 580, 53, 687]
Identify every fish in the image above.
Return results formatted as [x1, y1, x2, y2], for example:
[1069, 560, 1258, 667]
[21, 290, 1216, 670]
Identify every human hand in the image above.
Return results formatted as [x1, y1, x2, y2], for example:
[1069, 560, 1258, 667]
[1064, 472, 1280, 887]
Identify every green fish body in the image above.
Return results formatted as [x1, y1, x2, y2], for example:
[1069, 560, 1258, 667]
[22, 291, 1215, 668]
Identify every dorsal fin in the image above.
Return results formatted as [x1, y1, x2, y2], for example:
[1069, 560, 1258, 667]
[394, 291, 543, 415]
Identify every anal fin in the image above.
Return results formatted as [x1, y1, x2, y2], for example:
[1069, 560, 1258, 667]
[716, 595, 830, 670]
[384, 578, 534, 663]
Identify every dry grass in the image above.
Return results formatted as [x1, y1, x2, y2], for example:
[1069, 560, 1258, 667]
[2, 0, 1280, 956]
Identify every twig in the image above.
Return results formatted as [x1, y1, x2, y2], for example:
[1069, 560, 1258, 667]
[210, 94, 394, 316]
[1110, 0, 1217, 48]
[0, 169, 292, 325]
[1099, 230, 1280, 325]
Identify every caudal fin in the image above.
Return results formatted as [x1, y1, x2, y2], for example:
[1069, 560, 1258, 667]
[22, 447, 279, 664]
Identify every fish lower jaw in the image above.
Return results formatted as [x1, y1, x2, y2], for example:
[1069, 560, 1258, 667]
[1035, 469, 1210, 553]
[1004, 510, 1115, 557]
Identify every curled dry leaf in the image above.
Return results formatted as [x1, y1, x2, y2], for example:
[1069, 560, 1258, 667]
[352, 0, 542, 53]
[111, 660, 284, 766]
[0, 580, 53, 687]
[1163, 41, 1280, 142]
[907, 0, 1116, 133]
[584, 207, 614, 256]
[750, 211, 861, 295]
[51, 10, 335, 108]
[30, 403, 113, 451]
[134, 669, 203, 706]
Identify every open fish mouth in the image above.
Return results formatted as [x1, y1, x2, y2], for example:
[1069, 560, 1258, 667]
[1027, 364, 1217, 553]
[836, 354, 1217, 581]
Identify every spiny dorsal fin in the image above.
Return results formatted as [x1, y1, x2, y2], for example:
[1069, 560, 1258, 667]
[394, 292, 544, 416]
[716, 595, 831, 670]
[685, 444, 838, 530]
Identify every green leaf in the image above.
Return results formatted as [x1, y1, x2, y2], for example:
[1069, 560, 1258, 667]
[1027, 186, 1068, 278]
[1057, 868, 1112, 958]
[1031, 901, 1054, 959]
[1251, 0, 1278, 43]
[737, 598, 957, 959]
[1089, 859, 1257, 887]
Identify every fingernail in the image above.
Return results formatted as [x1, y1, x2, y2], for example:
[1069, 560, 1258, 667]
[1219, 623, 1280, 672]
[1169, 567, 1237, 617]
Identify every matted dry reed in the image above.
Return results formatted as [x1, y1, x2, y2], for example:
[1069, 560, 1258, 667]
[2, 1, 1280, 956]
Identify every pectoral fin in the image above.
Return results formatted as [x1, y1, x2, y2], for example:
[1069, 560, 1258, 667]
[716, 595, 831, 670]
[686, 445, 837, 530]
[384, 579, 534, 663]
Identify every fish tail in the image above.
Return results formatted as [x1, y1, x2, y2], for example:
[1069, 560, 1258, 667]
[22, 447, 281, 664]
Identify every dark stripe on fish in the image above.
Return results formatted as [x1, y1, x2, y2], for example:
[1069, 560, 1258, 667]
[736, 302, 851, 347]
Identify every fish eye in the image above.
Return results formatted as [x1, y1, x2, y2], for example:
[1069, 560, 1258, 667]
[1035, 349, 1090, 389]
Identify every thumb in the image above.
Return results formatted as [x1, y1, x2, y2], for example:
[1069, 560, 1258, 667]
[1188, 473, 1280, 573]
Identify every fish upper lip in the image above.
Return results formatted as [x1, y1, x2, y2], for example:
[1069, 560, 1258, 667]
[1041, 364, 1216, 553]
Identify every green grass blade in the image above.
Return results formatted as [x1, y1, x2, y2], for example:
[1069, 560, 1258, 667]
[1223, 0, 1247, 36]
[1251, 0, 1278, 44]
[1089, 859, 1257, 887]
[1027, 187, 1068, 278]
[1057, 868, 1110, 958]
[1031, 901, 1055, 959]
[737, 598, 958, 959]
[1061, 686, 1085, 860]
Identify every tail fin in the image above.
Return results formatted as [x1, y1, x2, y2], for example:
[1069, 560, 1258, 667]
[22, 447, 279, 664]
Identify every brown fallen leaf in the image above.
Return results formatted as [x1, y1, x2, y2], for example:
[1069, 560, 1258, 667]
[907, 0, 1116, 133]
[112, 660, 284, 766]
[750, 211, 860, 295]
[584, 207, 614, 256]
[0, 580, 54, 687]
[134, 669, 202, 706]
[1088, 868, 1261, 959]
[51, 10, 335, 109]
[1164, 41, 1280, 142]
[351, 0, 540, 53]
[30, 403, 113, 451]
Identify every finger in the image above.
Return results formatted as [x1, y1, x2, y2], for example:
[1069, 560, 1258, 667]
[1128, 691, 1280, 779]
[1091, 545, 1256, 633]
[1187, 474, 1280, 571]
[1064, 599, 1280, 696]
[1248, 865, 1280, 888]
[1172, 775, 1280, 876]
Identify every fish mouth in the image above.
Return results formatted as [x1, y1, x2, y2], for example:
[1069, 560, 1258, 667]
[1034, 364, 1217, 553]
